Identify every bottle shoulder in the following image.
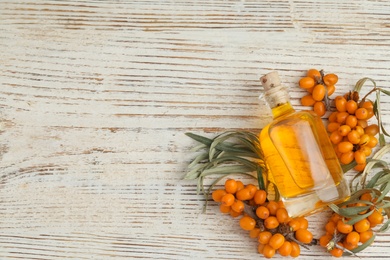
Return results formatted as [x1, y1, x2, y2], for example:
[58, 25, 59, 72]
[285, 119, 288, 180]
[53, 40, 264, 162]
[272, 110, 320, 126]
[260, 110, 324, 140]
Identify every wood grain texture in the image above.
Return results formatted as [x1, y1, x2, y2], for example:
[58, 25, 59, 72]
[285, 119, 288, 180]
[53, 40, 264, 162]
[1, 0, 390, 259]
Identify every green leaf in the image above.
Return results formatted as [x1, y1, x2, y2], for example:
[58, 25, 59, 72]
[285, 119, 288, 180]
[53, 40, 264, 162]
[345, 210, 374, 225]
[380, 88, 390, 96]
[186, 132, 213, 146]
[380, 123, 390, 137]
[366, 170, 390, 188]
[377, 181, 390, 202]
[199, 165, 254, 176]
[184, 164, 208, 179]
[353, 77, 376, 93]
[339, 205, 371, 217]
[342, 161, 357, 173]
[188, 152, 209, 169]
[208, 155, 258, 170]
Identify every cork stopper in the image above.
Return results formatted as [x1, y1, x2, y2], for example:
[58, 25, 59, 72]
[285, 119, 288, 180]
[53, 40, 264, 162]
[259, 71, 290, 108]
[260, 71, 282, 91]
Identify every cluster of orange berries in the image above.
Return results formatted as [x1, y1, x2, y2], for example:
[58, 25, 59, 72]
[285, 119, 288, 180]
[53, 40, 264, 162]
[212, 179, 314, 258]
[319, 192, 384, 257]
[327, 94, 379, 171]
[299, 69, 338, 117]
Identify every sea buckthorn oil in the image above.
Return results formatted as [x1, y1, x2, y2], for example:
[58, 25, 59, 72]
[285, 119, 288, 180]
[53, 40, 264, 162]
[259, 72, 350, 217]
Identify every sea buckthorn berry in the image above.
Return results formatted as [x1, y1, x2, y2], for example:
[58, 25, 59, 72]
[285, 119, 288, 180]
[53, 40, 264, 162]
[288, 219, 301, 232]
[236, 180, 245, 192]
[249, 228, 261, 239]
[225, 179, 238, 194]
[360, 192, 373, 202]
[246, 184, 257, 198]
[221, 193, 235, 206]
[337, 219, 353, 234]
[361, 100, 374, 109]
[258, 231, 273, 244]
[336, 112, 349, 124]
[301, 95, 316, 106]
[357, 119, 368, 128]
[231, 200, 245, 213]
[278, 241, 293, 256]
[330, 131, 343, 145]
[236, 188, 252, 201]
[327, 122, 340, 133]
[368, 209, 384, 226]
[239, 216, 256, 231]
[312, 84, 326, 101]
[329, 111, 338, 122]
[346, 100, 358, 114]
[354, 150, 367, 165]
[359, 134, 371, 146]
[354, 218, 370, 233]
[335, 96, 347, 112]
[319, 234, 333, 247]
[277, 200, 285, 208]
[264, 216, 279, 229]
[345, 115, 358, 128]
[290, 241, 300, 258]
[355, 108, 368, 120]
[327, 85, 336, 96]
[256, 206, 270, 219]
[296, 217, 309, 229]
[338, 125, 351, 136]
[338, 141, 353, 153]
[299, 77, 316, 89]
[219, 204, 231, 213]
[266, 201, 280, 216]
[365, 124, 379, 136]
[323, 73, 338, 86]
[229, 208, 241, 218]
[307, 87, 314, 93]
[328, 219, 342, 232]
[346, 231, 360, 247]
[314, 101, 326, 117]
[307, 69, 321, 80]
[254, 189, 267, 205]
[354, 125, 365, 136]
[366, 135, 378, 148]
[262, 244, 276, 259]
[343, 240, 358, 251]
[295, 229, 313, 244]
[330, 242, 343, 257]
[366, 108, 375, 119]
[276, 208, 290, 224]
[212, 189, 227, 202]
[359, 230, 374, 243]
[330, 213, 342, 223]
[354, 163, 366, 172]
[347, 130, 360, 144]
[269, 233, 285, 250]
[257, 243, 265, 254]
[340, 151, 354, 165]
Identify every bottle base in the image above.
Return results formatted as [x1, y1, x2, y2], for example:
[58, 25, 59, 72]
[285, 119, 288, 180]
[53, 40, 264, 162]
[282, 179, 350, 218]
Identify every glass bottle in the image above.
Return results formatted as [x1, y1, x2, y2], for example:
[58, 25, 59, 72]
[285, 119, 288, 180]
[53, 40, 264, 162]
[258, 71, 350, 217]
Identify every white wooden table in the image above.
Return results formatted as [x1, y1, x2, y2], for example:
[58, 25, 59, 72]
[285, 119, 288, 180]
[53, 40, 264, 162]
[1, 1, 390, 259]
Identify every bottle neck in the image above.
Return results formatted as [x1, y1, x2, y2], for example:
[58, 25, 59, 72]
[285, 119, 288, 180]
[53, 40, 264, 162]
[264, 85, 295, 119]
[271, 101, 295, 118]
